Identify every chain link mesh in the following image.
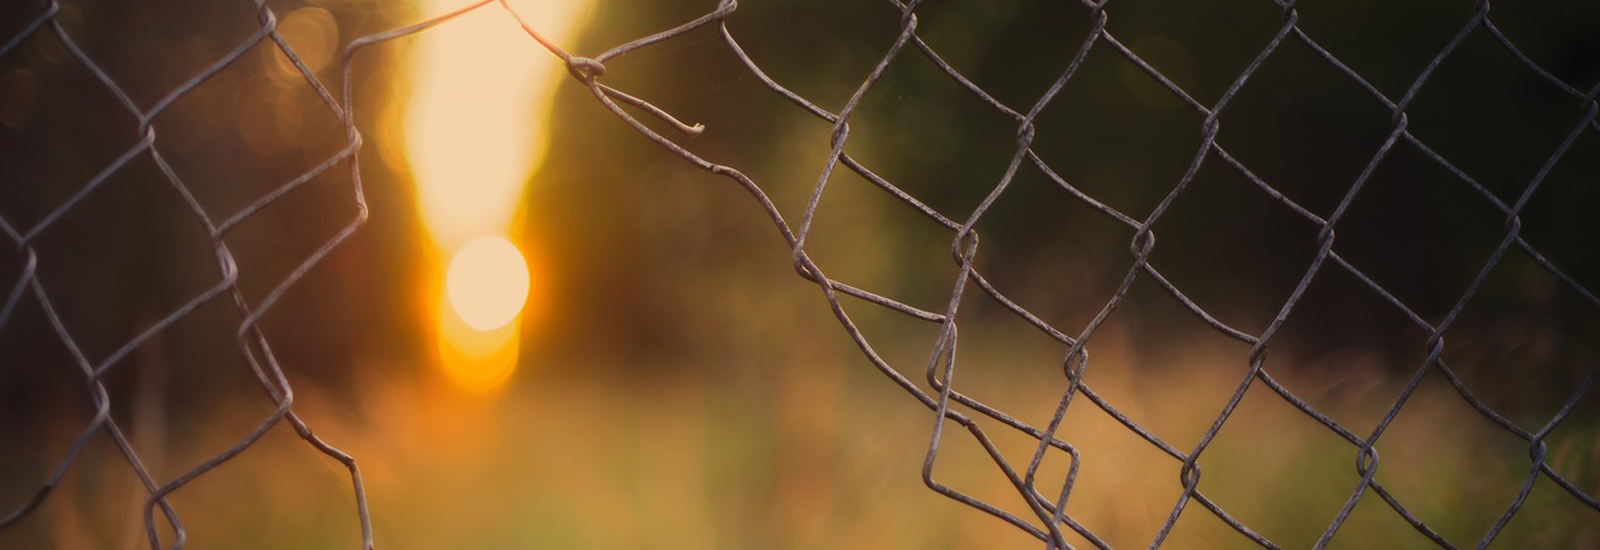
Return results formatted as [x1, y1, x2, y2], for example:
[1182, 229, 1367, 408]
[2, 0, 1596, 548]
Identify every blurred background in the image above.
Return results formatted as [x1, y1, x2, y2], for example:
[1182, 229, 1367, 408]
[1, 0, 1598, 548]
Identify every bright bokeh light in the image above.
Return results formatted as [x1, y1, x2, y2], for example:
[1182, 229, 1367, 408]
[436, 292, 520, 392]
[446, 235, 530, 331]
[404, 0, 591, 248]
[404, 0, 593, 391]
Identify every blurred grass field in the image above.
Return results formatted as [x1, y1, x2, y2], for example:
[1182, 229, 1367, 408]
[5, 308, 1596, 549]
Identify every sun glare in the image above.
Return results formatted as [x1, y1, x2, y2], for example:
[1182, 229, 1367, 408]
[436, 289, 520, 393]
[404, 0, 592, 391]
[447, 235, 530, 331]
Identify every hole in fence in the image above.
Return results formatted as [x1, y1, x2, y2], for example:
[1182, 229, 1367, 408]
[402, 0, 592, 392]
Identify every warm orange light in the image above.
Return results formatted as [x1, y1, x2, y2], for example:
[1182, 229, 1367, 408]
[404, 0, 591, 248]
[446, 235, 529, 331]
[403, 0, 593, 391]
[437, 291, 520, 393]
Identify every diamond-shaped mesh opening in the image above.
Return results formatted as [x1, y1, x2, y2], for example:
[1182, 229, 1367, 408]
[25, 159, 225, 361]
[968, 166, 1134, 331]
[1402, 29, 1591, 205]
[1514, 130, 1600, 288]
[1441, 250, 1600, 428]
[52, 1, 264, 109]
[1333, 140, 1512, 319]
[1190, 378, 1359, 549]
[1372, 369, 1550, 546]
[155, 44, 348, 219]
[913, 0, 1087, 112]
[0, 40, 139, 231]
[1218, 37, 1396, 217]
[1025, 44, 1207, 220]
[1144, 158, 1324, 333]
[1475, 2, 1600, 89]
[1289, 0, 1480, 100]
[1100, 0, 1288, 108]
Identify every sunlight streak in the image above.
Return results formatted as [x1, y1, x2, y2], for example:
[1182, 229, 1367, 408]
[404, 0, 591, 391]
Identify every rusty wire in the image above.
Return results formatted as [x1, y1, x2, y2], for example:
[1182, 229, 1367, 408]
[2, 0, 1597, 548]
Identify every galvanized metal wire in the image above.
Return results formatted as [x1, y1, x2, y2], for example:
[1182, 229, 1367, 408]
[2, 0, 1596, 548]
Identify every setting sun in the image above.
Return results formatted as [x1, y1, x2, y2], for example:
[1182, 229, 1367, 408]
[446, 235, 530, 331]
[403, 0, 594, 390]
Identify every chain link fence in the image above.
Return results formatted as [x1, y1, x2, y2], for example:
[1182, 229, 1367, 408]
[2, 0, 1597, 548]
